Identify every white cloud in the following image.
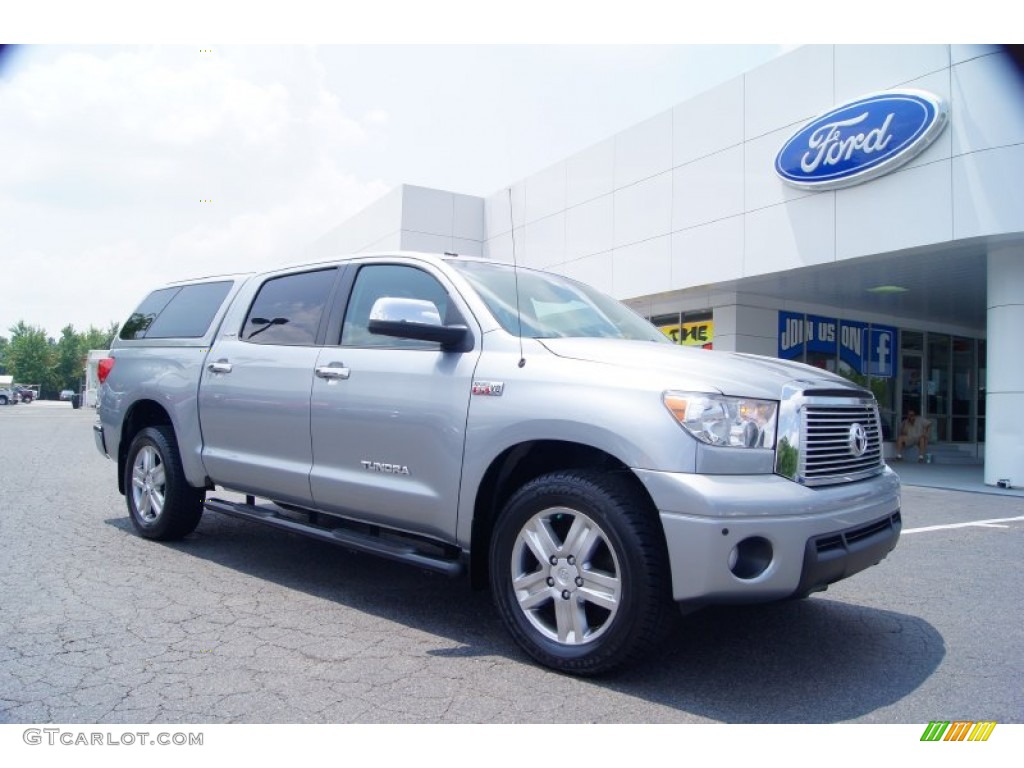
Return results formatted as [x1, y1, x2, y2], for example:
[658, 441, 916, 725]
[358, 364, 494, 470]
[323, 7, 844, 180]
[0, 43, 791, 336]
[363, 109, 389, 125]
[165, 173, 392, 278]
[0, 45, 391, 336]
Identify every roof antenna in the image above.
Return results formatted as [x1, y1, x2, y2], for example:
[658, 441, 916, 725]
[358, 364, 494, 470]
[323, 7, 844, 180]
[508, 187, 526, 368]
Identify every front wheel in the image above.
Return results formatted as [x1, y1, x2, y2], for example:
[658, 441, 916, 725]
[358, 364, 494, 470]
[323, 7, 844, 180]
[489, 470, 674, 675]
[124, 425, 205, 540]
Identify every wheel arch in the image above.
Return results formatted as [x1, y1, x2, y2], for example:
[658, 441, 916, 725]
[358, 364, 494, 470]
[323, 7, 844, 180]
[123, 422, 206, 540]
[117, 399, 173, 495]
[468, 439, 661, 590]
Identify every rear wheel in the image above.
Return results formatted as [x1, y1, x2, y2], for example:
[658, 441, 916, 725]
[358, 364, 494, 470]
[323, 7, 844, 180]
[124, 426, 205, 540]
[489, 470, 674, 675]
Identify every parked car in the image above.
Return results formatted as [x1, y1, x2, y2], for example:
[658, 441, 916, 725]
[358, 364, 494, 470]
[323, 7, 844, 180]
[0, 387, 20, 405]
[14, 386, 35, 403]
[59, 389, 75, 401]
[94, 252, 901, 675]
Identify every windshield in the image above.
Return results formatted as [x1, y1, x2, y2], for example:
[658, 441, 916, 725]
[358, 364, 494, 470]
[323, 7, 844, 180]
[449, 260, 668, 342]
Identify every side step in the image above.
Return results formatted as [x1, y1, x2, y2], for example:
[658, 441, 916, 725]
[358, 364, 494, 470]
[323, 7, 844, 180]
[204, 497, 465, 577]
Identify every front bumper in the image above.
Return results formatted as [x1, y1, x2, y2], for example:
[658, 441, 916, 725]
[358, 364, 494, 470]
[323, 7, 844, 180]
[633, 467, 901, 604]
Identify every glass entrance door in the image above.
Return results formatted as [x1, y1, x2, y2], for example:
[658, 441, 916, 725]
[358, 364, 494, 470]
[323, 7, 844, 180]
[927, 334, 951, 442]
[901, 352, 923, 417]
[900, 330, 925, 445]
[952, 336, 975, 442]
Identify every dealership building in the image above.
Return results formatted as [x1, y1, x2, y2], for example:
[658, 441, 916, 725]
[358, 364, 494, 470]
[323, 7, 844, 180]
[308, 44, 1024, 488]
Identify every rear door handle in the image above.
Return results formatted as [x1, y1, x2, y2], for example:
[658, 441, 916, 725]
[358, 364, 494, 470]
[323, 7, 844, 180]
[316, 363, 351, 380]
[207, 360, 233, 374]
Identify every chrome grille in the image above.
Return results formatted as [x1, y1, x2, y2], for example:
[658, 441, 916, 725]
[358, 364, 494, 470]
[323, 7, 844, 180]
[775, 388, 887, 486]
[800, 402, 884, 486]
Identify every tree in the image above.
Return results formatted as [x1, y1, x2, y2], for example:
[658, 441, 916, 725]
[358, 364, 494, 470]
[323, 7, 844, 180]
[6, 322, 55, 395]
[54, 325, 83, 394]
[0, 335, 8, 375]
[80, 322, 119, 352]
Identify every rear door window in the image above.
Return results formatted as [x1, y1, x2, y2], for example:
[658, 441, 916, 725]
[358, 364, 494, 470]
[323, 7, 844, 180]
[241, 269, 336, 346]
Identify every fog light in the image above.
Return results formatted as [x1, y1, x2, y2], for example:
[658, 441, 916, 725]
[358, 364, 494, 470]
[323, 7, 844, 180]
[728, 537, 773, 580]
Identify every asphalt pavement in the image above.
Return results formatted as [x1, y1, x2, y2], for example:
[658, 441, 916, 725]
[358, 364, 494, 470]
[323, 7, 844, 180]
[1, 400, 1021, 723]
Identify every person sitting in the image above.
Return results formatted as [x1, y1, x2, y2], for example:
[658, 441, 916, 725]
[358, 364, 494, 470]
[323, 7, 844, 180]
[896, 410, 931, 462]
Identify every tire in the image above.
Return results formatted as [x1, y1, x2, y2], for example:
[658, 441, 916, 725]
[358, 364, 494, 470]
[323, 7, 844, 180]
[123, 425, 205, 540]
[489, 469, 674, 675]
[0, 396, 7, 405]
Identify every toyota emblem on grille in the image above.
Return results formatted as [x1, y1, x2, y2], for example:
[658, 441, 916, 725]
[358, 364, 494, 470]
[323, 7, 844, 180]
[849, 423, 868, 457]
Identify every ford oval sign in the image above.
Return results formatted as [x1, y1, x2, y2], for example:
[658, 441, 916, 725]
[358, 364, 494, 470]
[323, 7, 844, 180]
[775, 89, 948, 191]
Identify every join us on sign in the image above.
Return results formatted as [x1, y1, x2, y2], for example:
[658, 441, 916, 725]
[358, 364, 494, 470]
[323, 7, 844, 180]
[778, 311, 897, 378]
[779, 315, 862, 355]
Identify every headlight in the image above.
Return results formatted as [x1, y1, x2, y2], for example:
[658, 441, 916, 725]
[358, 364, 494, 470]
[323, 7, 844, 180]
[663, 392, 777, 449]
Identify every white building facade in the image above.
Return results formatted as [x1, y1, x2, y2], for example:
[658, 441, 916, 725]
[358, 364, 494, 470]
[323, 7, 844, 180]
[308, 44, 1024, 488]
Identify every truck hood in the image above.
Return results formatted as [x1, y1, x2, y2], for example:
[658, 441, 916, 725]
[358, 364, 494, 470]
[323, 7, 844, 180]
[537, 338, 862, 400]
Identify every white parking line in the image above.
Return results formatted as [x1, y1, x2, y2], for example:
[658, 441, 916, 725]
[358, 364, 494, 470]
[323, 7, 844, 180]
[903, 515, 1024, 534]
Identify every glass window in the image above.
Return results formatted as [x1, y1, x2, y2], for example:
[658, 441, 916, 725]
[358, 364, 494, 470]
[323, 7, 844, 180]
[927, 333, 950, 442]
[804, 315, 838, 373]
[649, 311, 713, 347]
[341, 264, 452, 349]
[242, 269, 335, 346]
[952, 337, 974, 418]
[778, 312, 807, 362]
[146, 281, 232, 339]
[901, 352, 922, 415]
[902, 330, 924, 353]
[862, 323, 897, 440]
[120, 287, 178, 340]
[680, 311, 713, 349]
[450, 260, 665, 342]
[120, 281, 233, 340]
[807, 350, 837, 373]
[978, 340, 987, 418]
[651, 312, 681, 343]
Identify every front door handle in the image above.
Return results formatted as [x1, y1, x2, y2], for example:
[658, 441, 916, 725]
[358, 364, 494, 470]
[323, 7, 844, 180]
[316, 363, 351, 380]
[207, 360, 233, 374]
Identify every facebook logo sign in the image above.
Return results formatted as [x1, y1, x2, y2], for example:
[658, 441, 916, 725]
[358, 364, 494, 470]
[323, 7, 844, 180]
[867, 327, 897, 377]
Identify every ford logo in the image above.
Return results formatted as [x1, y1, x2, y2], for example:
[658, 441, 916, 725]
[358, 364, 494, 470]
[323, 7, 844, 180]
[775, 89, 948, 191]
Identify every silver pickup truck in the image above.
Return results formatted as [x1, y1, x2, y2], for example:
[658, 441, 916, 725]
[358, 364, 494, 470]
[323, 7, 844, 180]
[94, 252, 900, 674]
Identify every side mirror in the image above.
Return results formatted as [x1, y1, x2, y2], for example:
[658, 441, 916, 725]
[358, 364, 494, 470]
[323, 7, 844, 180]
[367, 297, 470, 351]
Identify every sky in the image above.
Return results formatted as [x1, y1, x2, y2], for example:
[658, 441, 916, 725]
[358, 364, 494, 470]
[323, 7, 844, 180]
[0, 1, 1005, 339]
[0, 42, 790, 338]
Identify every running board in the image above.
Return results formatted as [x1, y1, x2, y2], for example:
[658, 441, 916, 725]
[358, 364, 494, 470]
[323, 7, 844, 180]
[204, 497, 464, 577]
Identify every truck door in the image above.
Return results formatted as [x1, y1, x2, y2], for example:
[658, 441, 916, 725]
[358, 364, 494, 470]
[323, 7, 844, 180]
[308, 262, 480, 540]
[199, 267, 340, 506]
